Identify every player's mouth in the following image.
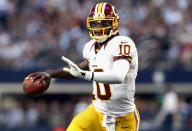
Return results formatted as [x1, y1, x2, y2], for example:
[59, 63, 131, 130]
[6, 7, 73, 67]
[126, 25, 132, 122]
[94, 30, 103, 36]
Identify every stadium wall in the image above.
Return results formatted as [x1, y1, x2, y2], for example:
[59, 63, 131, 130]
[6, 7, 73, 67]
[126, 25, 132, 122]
[0, 83, 192, 94]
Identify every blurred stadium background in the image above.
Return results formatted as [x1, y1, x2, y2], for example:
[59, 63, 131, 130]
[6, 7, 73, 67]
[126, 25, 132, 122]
[0, 0, 192, 131]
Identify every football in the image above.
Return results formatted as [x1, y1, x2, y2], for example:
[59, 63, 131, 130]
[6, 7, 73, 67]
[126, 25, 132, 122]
[22, 76, 50, 97]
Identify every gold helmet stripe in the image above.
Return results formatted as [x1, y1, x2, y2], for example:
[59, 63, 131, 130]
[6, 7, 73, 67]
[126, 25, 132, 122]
[97, 2, 104, 15]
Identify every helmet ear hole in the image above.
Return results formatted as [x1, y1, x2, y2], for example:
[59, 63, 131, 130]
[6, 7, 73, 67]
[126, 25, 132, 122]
[113, 18, 119, 29]
[114, 19, 117, 28]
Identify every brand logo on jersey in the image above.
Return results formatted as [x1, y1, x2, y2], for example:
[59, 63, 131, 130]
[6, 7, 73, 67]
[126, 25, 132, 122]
[92, 65, 98, 67]
[121, 41, 128, 44]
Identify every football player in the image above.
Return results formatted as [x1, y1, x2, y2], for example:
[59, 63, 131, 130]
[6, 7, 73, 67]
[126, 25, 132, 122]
[29, 2, 140, 131]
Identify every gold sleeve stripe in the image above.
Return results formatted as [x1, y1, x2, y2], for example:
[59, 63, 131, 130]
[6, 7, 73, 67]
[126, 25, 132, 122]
[113, 55, 132, 63]
[94, 68, 103, 72]
[97, 3, 104, 14]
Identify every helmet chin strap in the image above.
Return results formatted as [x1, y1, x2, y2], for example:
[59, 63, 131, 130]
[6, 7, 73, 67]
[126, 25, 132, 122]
[113, 30, 119, 35]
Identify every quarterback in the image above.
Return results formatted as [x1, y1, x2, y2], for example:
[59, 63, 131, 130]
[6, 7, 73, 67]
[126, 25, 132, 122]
[29, 2, 140, 131]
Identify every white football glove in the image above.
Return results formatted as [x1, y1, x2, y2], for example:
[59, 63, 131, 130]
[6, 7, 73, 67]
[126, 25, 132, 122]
[61, 56, 93, 81]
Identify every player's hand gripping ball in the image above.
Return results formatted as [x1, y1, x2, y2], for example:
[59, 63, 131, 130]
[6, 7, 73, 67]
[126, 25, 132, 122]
[23, 73, 51, 97]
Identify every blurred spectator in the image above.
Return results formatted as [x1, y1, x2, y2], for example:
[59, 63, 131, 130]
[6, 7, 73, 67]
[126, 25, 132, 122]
[49, 100, 65, 128]
[25, 99, 39, 126]
[3, 97, 25, 128]
[178, 97, 191, 130]
[163, 0, 183, 26]
[62, 101, 74, 127]
[0, 94, 191, 131]
[53, 127, 66, 131]
[73, 96, 90, 116]
[36, 100, 50, 127]
[0, 0, 191, 70]
[153, 85, 179, 131]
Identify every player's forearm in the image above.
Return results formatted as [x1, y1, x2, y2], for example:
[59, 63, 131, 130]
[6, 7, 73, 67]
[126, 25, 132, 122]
[47, 59, 89, 79]
[60, 57, 129, 83]
[92, 59, 130, 84]
[93, 71, 125, 84]
[47, 68, 75, 79]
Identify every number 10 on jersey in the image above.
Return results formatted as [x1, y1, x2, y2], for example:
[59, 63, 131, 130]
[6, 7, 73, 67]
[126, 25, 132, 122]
[92, 69, 112, 100]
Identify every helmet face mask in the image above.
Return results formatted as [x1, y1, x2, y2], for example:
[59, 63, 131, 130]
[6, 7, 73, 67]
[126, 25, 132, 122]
[89, 19, 113, 29]
[87, 3, 119, 42]
[87, 17, 114, 40]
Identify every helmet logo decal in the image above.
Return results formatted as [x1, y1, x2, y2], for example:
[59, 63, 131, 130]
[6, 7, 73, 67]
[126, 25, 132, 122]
[97, 3, 103, 15]
[94, 2, 105, 17]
